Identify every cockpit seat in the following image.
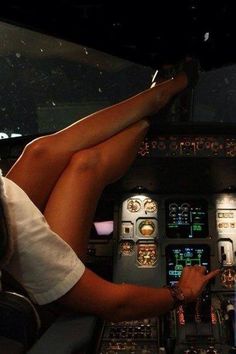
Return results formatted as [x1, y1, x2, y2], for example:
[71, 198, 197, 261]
[0, 291, 40, 353]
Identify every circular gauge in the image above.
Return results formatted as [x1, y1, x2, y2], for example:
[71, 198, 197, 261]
[169, 203, 178, 212]
[144, 198, 158, 213]
[127, 199, 141, 213]
[184, 349, 198, 354]
[139, 220, 156, 236]
[120, 241, 134, 255]
[169, 203, 178, 218]
[180, 203, 190, 213]
[137, 244, 157, 267]
[220, 267, 236, 288]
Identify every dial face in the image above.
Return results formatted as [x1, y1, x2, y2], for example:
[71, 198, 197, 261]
[144, 198, 158, 213]
[137, 244, 158, 267]
[180, 203, 190, 218]
[169, 203, 178, 213]
[127, 199, 141, 213]
[120, 241, 134, 255]
[220, 267, 236, 288]
[139, 220, 156, 236]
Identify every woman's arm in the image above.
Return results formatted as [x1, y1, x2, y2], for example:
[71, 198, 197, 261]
[57, 266, 220, 322]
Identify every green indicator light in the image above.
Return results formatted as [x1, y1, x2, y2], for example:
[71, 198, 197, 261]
[193, 224, 202, 231]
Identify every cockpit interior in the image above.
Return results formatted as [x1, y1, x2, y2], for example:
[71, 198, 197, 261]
[0, 3, 236, 353]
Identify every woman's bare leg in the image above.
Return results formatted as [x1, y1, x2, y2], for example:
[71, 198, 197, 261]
[43, 120, 149, 259]
[6, 73, 187, 211]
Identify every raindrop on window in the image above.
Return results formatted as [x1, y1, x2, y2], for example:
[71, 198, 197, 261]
[203, 32, 210, 42]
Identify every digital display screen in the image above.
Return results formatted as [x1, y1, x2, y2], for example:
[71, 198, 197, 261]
[166, 244, 210, 285]
[166, 199, 208, 238]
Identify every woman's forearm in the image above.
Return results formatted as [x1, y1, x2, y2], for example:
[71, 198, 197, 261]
[104, 283, 175, 322]
[58, 268, 175, 322]
[58, 266, 219, 322]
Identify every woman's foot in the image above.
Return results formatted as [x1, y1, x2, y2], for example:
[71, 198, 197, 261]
[156, 57, 200, 88]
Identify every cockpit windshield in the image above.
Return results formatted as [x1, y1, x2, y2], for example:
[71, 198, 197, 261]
[1, 20, 236, 141]
[0, 20, 153, 139]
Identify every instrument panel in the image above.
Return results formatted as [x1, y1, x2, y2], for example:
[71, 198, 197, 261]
[138, 135, 236, 157]
[114, 193, 236, 290]
[117, 195, 159, 271]
[98, 192, 236, 353]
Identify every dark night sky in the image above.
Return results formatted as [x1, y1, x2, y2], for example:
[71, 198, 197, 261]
[0, 1, 235, 70]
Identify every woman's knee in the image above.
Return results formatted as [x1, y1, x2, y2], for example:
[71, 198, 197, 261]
[23, 136, 55, 161]
[68, 148, 103, 175]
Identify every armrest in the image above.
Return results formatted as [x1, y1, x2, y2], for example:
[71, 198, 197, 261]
[27, 313, 98, 354]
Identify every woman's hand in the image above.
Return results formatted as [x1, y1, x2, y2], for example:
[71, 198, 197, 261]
[178, 265, 220, 302]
